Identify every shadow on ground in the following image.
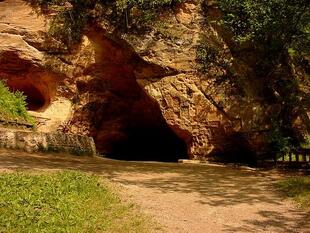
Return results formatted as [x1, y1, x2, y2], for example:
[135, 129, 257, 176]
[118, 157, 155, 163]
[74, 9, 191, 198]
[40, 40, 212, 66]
[0, 149, 309, 232]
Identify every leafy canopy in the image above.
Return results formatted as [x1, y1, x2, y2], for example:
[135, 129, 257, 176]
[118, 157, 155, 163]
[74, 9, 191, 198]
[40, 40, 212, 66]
[217, 0, 310, 153]
[26, 0, 184, 47]
[218, 0, 310, 58]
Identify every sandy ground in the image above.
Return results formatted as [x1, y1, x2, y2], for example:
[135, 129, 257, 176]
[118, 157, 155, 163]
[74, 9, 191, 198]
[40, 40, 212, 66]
[0, 149, 309, 233]
[29, 98, 73, 132]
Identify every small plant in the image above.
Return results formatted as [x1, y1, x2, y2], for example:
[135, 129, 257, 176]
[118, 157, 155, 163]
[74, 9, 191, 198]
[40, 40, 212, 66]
[267, 120, 296, 159]
[196, 41, 233, 75]
[155, 21, 186, 41]
[301, 134, 310, 149]
[0, 80, 35, 126]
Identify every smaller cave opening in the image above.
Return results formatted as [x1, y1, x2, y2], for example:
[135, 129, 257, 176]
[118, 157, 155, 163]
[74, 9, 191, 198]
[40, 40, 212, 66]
[213, 133, 258, 166]
[107, 125, 188, 162]
[7, 81, 47, 111]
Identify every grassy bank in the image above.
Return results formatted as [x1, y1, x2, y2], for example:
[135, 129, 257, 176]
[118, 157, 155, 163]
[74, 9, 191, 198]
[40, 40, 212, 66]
[0, 80, 34, 126]
[276, 176, 310, 210]
[0, 171, 150, 232]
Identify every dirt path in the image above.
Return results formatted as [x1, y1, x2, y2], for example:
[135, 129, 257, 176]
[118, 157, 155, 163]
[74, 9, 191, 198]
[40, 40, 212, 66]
[0, 149, 309, 233]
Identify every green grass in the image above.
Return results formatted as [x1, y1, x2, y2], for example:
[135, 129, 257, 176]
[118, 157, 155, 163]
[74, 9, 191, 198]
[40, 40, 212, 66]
[0, 171, 150, 233]
[301, 135, 310, 149]
[0, 80, 34, 126]
[276, 176, 310, 210]
[278, 154, 306, 162]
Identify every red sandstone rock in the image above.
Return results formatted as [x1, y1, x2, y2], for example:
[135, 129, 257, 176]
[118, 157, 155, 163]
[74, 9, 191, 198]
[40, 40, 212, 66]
[1, 0, 302, 162]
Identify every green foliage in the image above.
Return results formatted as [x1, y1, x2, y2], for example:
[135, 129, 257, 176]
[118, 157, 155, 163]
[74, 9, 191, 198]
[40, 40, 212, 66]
[216, 0, 310, 155]
[0, 171, 149, 232]
[267, 120, 295, 156]
[116, 0, 183, 11]
[301, 134, 310, 149]
[155, 21, 186, 41]
[196, 42, 232, 74]
[0, 80, 34, 125]
[218, 0, 310, 58]
[26, 0, 185, 47]
[276, 176, 310, 210]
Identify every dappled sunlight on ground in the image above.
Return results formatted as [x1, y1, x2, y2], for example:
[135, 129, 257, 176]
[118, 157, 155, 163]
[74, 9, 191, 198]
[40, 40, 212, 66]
[0, 149, 309, 232]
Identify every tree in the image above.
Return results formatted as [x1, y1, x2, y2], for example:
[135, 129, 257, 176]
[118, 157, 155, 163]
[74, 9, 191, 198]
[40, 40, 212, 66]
[218, 0, 310, 152]
[219, 0, 310, 59]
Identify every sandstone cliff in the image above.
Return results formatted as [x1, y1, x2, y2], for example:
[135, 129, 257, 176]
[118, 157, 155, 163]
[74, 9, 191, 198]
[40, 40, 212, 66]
[0, 0, 308, 162]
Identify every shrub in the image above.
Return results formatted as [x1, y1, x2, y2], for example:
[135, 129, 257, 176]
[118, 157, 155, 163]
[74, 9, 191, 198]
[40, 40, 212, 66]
[267, 121, 295, 158]
[0, 80, 34, 125]
[26, 0, 185, 47]
[196, 42, 232, 74]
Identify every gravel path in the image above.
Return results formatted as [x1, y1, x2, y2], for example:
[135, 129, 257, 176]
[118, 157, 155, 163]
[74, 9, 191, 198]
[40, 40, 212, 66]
[0, 149, 309, 233]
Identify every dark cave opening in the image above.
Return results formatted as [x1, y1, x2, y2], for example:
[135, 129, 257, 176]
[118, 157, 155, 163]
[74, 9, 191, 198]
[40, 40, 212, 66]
[7, 81, 47, 111]
[214, 132, 258, 166]
[107, 125, 188, 162]
[76, 29, 190, 162]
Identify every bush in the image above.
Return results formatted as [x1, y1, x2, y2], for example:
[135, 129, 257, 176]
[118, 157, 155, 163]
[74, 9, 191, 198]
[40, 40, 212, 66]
[196, 42, 232, 74]
[0, 80, 34, 125]
[267, 120, 296, 158]
[26, 0, 185, 47]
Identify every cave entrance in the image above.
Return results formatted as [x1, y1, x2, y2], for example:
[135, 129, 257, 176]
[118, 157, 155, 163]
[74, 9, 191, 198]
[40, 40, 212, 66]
[96, 91, 189, 162]
[213, 132, 258, 166]
[77, 29, 189, 162]
[6, 81, 48, 111]
[108, 125, 188, 162]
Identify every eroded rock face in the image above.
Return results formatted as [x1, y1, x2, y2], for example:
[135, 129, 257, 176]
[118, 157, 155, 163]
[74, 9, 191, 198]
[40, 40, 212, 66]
[65, 28, 188, 161]
[124, 1, 270, 162]
[0, 1, 60, 111]
[2, 0, 300, 162]
[0, 38, 59, 111]
[0, 1, 188, 161]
